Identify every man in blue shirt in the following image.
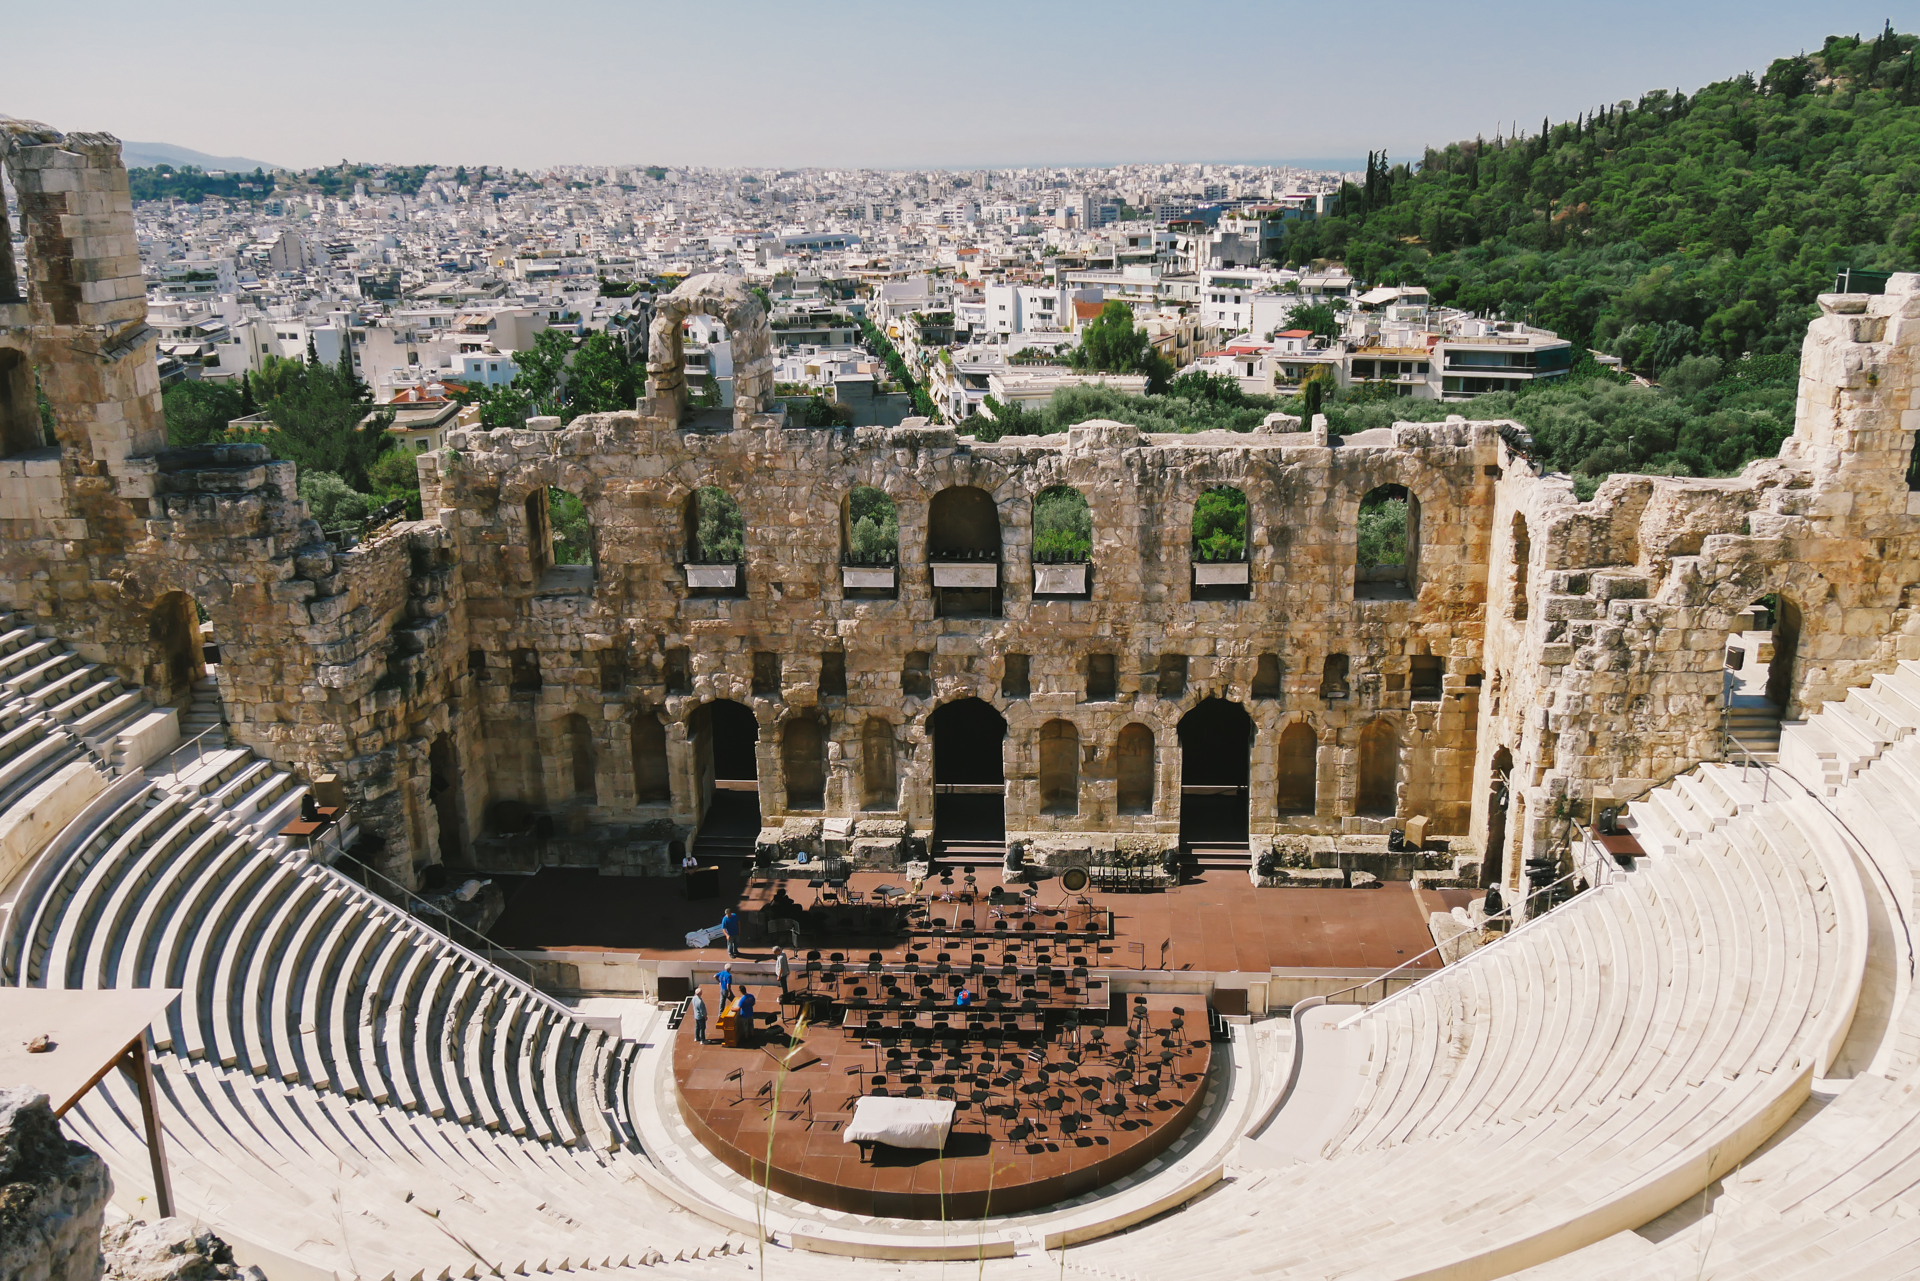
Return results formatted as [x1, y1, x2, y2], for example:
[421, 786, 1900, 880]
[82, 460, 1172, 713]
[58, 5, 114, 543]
[716, 966, 733, 1005]
[721, 907, 741, 958]
[735, 987, 757, 1047]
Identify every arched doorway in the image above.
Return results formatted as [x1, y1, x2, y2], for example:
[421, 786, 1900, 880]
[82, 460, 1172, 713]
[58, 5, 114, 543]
[928, 486, 1002, 618]
[560, 713, 597, 802]
[1178, 698, 1251, 850]
[691, 699, 760, 853]
[1357, 718, 1399, 817]
[1115, 723, 1155, 815]
[631, 712, 670, 804]
[930, 697, 1007, 853]
[1725, 594, 1796, 758]
[428, 733, 464, 865]
[1038, 720, 1079, 816]
[147, 591, 204, 707]
[1484, 746, 1513, 888]
[1276, 721, 1317, 816]
[782, 715, 826, 810]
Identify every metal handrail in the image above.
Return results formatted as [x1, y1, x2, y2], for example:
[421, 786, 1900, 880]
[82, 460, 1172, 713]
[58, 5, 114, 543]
[1723, 732, 1774, 801]
[1322, 865, 1595, 1026]
[161, 723, 228, 775]
[329, 849, 580, 1024]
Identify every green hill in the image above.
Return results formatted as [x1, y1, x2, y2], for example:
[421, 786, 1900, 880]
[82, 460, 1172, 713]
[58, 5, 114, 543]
[1282, 26, 1919, 372]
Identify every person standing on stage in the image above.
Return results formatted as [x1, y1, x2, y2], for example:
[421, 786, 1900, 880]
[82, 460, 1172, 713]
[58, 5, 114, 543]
[735, 988, 757, 1048]
[690, 988, 708, 1045]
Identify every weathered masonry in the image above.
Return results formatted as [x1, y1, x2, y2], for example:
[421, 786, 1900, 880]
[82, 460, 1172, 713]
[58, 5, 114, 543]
[6, 121, 1920, 908]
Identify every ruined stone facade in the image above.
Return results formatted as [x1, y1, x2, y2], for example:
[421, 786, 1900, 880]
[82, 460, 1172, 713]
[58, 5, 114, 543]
[6, 124, 1919, 901]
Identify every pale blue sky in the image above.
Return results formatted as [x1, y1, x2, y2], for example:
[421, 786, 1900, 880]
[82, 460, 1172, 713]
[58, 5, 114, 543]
[7, 1, 1910, 170]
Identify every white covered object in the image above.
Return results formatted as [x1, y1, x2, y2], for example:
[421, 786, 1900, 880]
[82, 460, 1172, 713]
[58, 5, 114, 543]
[843, 1096, 956, 1150]
[684, 925, 726, 948]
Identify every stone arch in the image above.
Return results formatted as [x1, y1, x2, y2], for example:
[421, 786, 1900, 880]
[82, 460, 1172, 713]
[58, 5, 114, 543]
[844, 484, 899, 564]
[929, 695, 1008, 844]
[1357, 717, 1399, 817]
[1038, 719, 1080, 816]
[861, 716, 898, 810]
[1115, 722, 1155, 815]
[428, 732, 465, 864]
[645, 273, 776, 429]
[631, 710, 670, 804]
[524, 483, 594, 588]
[782, 714, 827, 811]
[1277, 720, 1317, 816]
[1356, 483, 1420, 601]
[928, 485, 1001, 557]
[560, 712, 597, 803]
[1485, 745, 1514, 888]
[0, 346, 40, 457]
[685, 485, 745, 563]
[1178, 697, 1252, 846]
[145, 590, 205, 707]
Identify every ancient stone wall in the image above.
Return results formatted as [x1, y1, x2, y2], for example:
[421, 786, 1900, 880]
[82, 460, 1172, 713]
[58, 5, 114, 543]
[427, 363, 1497, 862]
[1474, 276, 1920, 901]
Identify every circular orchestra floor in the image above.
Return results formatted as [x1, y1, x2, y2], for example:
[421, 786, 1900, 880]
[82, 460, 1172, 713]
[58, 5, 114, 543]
[671, 991, 1212, 1219]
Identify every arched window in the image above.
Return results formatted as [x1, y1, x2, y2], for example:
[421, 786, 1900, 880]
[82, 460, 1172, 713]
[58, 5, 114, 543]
[562, 713, 597, 802]
[861, 716, 897, 810]
[527, 486, 593, 591]
[1357, 718, 1399, 817]
[782, 716, 826, 810]
[845, 485, 898, 563]
[1115, 724, 1155, 815]
[631, 712, 670, 803]
[684, 485, 745, 594]
[0, 348, 44, 457]
[1038, 720, 1080, 816]
[146, 590, 205, 707]
[428, 733, 464, 863]
[928, 486, 1001, 618]
[1191, 485, 1250, 599]
[1510, 513, 1531, 621]
[1277, 722, 1317, 815]
[1033, 484, 1092, 596]
[1356, 484, 1420, 601]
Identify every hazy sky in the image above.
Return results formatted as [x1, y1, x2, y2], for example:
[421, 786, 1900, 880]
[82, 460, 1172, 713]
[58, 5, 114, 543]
[7, 1, 1908, 171]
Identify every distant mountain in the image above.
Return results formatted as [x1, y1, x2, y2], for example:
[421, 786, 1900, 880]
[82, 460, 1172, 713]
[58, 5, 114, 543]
[120, 141, 283, 173]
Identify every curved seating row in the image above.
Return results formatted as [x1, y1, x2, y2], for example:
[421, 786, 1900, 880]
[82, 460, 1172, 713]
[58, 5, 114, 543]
[1514, 675, 1920, 1279]
[1063, 760, 1866, 1281]
[1, 726, 751, 1277]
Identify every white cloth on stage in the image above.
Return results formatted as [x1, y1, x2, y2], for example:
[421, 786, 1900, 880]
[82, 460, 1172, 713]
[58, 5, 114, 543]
[842, 1096, 956, 1149]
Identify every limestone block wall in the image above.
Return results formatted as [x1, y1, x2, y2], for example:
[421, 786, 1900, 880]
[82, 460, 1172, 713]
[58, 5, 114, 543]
[427, 409, 1497, 853]
[1473, 275, 1920, 898]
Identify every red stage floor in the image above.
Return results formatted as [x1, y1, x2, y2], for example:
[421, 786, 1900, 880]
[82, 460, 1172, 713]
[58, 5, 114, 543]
[670, 994, 1210, 1218]
[491, 864, 1443, 974]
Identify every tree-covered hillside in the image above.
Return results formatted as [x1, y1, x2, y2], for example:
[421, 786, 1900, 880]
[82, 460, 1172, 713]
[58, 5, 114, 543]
[1280, 27, 1919, 373]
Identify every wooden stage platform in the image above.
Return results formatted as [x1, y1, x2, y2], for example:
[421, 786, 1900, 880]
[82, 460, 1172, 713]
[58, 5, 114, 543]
[670, 992, 1211, 1218]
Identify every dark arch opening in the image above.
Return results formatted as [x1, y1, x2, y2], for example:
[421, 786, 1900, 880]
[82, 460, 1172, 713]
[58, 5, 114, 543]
[428, 732, 464, 864]
[1038, 719, 1080, 816]
[862, 716, 897, 811]
[631, 712, 670, 804]
[1484, 745, 1514, 888]
[691, 699, 760, 849]
[782, 715, 827, 810]
[928, 486, 1001, 619]
[146, 590, 205, 708]
[1116, 723, 1155, 815]
[1357, 718, 1399, 817]
[0, 348, 43, 458]
[930, 696, 1007, 848]
[1276, 721, 1317, 816]
[1178, 698, 1251, 849]
[560, 713, 597, 802]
